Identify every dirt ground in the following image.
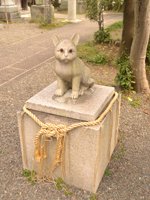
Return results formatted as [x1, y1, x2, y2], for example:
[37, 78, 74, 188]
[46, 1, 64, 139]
[0, 16, 150, 200]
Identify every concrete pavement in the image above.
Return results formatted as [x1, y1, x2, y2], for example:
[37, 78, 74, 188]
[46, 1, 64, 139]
[0, 12, 122, 87]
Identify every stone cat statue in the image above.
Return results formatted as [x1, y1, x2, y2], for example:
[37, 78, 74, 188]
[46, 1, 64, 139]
[52, 34, 94, 99]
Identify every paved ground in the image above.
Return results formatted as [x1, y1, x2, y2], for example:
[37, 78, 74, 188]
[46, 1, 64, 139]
[0, 12, 122, 87]
[2, 12, 149, 200]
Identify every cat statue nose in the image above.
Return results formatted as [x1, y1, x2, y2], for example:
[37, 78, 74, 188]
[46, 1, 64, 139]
[64, 51, 68, 57]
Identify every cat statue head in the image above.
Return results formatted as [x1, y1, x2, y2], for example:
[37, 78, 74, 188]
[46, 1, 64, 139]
[52, 34, 80, 63]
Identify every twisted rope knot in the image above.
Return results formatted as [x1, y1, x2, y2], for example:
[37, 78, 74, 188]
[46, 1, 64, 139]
[34, 123, 68, 167]
[41, 123, 67, 139]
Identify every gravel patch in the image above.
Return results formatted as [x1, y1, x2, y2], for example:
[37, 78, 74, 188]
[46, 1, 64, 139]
[0, 59, 150, 200]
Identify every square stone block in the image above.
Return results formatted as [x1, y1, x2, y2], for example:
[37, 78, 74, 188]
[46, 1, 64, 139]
[31, 5, 54, 23]
[18, 82, 121, 193]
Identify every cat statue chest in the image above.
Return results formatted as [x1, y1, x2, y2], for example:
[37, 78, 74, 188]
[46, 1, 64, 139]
[55, 60, 75, 82]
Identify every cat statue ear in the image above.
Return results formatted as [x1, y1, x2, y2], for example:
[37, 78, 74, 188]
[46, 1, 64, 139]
[52, 35, 60, 46]
[71, 34, 80, 46]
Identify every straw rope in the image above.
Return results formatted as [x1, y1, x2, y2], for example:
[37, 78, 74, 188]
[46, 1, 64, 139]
[23, 91, 118, 179]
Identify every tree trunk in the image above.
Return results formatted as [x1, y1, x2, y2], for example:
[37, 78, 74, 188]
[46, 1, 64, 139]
[120, 0, 134, 55]
[130, 0, 150, 93]
[21, 0, 28, 10]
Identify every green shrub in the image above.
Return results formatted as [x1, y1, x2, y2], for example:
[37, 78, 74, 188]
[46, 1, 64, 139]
[85, 0, 99, 21]
[116, 55, 135, 91]
[94, 29, 111, 44]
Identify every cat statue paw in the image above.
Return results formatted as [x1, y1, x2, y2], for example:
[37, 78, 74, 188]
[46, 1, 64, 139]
[52, 34, 94, 99]
[55, 89, 65, 96]
[71, 91, 79, 99]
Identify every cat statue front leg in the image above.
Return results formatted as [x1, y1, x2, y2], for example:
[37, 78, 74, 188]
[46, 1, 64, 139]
[72, 76, 81, 99]
[55, 76, 68, 96]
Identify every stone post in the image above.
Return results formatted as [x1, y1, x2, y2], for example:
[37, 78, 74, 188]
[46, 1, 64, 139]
[68, 0, 77, 22]
[31, 0, 54, 23]
[0, 0, 20, 22]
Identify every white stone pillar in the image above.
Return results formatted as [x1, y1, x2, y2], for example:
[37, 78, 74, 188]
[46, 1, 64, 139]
[68, 0, 77, 22]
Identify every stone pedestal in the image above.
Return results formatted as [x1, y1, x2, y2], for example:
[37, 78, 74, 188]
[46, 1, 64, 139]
[31, 4, 54, 23]
[18, 82, 121, 192]
[0, 0, 20, 22]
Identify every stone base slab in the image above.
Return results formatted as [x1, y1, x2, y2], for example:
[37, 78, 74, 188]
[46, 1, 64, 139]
[0, 5, 18, 12]
[25, 82, 115, 121]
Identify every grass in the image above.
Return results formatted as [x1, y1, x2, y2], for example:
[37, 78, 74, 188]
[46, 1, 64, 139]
[106, 21, 123, 42]
[77, 42, 109, 65]
[39, 20, 70, 29]
[113, 131, 126, 160]
[0, 149, 3, 154]
[54, 177, 73, 196]
[22, 169, 37, 185]
[29, 18, 70, 30]
[114, 142, 126, 160]
[106, 21, 123, 32]
[89, 193, 97, 200]
[127, 96, 141, 108]
[104, 167, 112, 177]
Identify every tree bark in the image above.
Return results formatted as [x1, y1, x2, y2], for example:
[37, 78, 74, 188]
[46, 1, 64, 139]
[130, 0, 150, 93]
[21, 0, 28, 10]
[120, 0, 134, 55]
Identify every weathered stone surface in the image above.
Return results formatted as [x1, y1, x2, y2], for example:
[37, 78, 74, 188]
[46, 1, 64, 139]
[18, 82, 120, 192]
[0, 5, 18, 12]
[77, 0, 86, 14]
[1, 0, 15, 6]
[58, 0, 86, 14]
[31, 5, 54, 23]
[25, 82, 115, 121]
[0, 5, 20, 22]
[68, 0, 77, 21]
